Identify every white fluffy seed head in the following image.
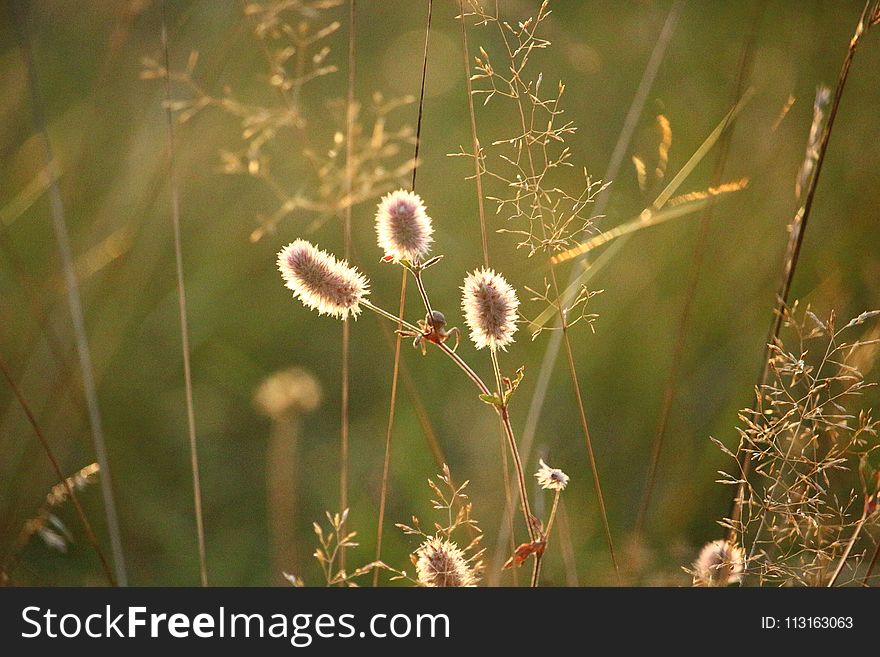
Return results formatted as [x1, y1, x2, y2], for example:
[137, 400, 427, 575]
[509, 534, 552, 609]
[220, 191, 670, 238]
[535, 459, 569, 491]
[693, 539, 745, 587]
[375, 189, 433, 263]
[415, 537, 477, 588]
[461, 268, 520, 350]
[277, 240, 369, 320]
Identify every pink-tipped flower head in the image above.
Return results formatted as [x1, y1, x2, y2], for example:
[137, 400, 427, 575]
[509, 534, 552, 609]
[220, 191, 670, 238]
[415, 537, 478, 588]
[461, 268, 520, 350]
[277, 240, 369, 320]
[375, 189, 433, 263]
[692, 539, 745, 587]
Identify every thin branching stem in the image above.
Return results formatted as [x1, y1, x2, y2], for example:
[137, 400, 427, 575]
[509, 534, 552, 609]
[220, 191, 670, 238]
[863, 539, 880, 586]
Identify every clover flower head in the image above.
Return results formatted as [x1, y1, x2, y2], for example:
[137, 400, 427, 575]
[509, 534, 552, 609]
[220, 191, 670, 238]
[277, 240, 369, 319]
[461, 268, 520, 350]
[375, 189, 433, 263]
[693, 539, 745, 587]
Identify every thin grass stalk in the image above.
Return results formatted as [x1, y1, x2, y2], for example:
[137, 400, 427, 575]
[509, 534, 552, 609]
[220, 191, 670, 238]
[339, 0, 357, 573]
[161, 0, 208, 588]
[491, 0, 684, 578]
[827, 510, 867, 587]
[556, 497, 579, 585]
[458, 0, 489, 266]
[12, 0, 127, 586]
[863, 539, 880, 586]
[729, 1, 880, 544]
[372, 0, 433, 587]
[0, 355, 115, 586]
[635, 0, 765, 537]
[530, 489, 561, 587]
[373, 274, 407, 587]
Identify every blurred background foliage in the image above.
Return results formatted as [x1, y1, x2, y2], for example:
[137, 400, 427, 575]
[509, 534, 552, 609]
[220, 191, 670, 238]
[1, 0, 879, 586]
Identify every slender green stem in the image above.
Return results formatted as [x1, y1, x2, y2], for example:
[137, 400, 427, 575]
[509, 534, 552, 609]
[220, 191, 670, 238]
[365, 283, 537, 583]
[162, 0, 208, 587]
[413, 269, 433, 317]
[338, 0, 357, 576]
[372, 273, 407, 587]
[490, 351, 536, 546]
[360, 300, 422, 335]
[436, 342, 490, 396]
[531, 490, 561, 588]
[827, 510, 867, 587]
[545, 490, 562, 538]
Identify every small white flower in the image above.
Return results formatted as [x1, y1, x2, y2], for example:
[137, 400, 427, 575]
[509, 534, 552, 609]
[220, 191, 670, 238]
[535, 459, 569, 491]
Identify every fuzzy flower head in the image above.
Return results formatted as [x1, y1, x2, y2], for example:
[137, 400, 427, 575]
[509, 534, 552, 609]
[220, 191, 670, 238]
[415, 537, 477, 588]
[461, 268, 520, 351]
[375, 189, 433, 263]
[535, 459, 569, 492]
[277, 240, 369, 320]
[693, 539, 745, 587]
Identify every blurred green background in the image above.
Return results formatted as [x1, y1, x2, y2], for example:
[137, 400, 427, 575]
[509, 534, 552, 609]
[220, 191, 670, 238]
[1, 0, 879, 586]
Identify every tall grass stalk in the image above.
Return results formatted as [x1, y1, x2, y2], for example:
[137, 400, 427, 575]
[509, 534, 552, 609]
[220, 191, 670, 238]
[728, 0, 880, 544]
[339, 0, 357, 573]
[373, 0, 433, 588]
[12, 0, 127, 586]
[161, 0, 208, 588]
[635, 0, 765, 537]
[458, 0, 489, 266]
[0, 355, 116, 586]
